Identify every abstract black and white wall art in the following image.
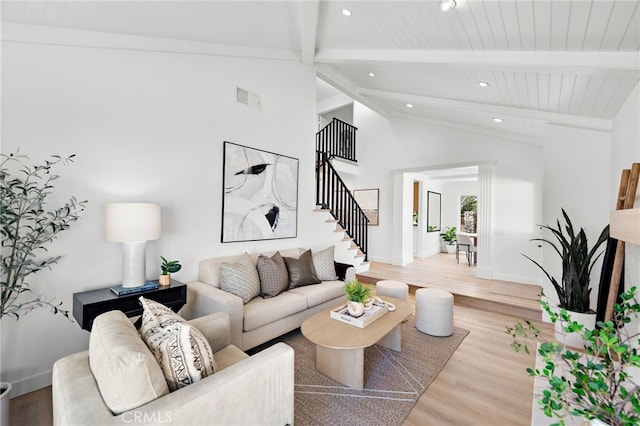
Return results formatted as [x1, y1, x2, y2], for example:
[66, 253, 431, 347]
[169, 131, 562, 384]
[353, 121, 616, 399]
[222, 141, 299, 242]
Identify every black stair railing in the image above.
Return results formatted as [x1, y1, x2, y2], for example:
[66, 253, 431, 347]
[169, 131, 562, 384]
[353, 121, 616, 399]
[316, 118, 358, 162]
[316, 151, 368, 261]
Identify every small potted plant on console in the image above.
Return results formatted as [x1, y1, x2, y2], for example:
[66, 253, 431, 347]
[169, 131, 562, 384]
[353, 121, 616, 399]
[159, 256, 181, 286]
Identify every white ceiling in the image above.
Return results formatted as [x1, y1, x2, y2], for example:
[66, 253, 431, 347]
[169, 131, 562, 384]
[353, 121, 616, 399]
[3, 0, 639, 143]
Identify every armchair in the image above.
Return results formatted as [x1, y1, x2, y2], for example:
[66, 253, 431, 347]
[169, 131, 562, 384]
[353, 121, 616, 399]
[52, 310, 294, 425]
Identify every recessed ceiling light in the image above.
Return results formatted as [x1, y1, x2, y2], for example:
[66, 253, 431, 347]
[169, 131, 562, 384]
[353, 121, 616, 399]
[342, 9, 352, 16]
[492, 117, 503, 123]
[406, 103, 414, 108]
[440, 0, 456, 12]
[478, 82, 489, 87]
[368, 72, 376, 77]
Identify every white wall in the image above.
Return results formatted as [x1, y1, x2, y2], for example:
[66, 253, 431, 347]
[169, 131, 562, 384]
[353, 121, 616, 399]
[440, 180, 478, 232]
[1, 35, 317, 395]
[542, 124, 611, 307]
[611, 81, 640, 286]
[349, 103, 544, 283]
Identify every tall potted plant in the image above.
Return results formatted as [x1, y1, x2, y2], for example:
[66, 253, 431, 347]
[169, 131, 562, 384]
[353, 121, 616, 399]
[523, 208, 609, 347]
[0, 152, 86, 418]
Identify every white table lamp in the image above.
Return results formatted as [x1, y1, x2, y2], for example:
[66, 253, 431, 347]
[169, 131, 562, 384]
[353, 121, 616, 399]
[106, 203, 161, 288]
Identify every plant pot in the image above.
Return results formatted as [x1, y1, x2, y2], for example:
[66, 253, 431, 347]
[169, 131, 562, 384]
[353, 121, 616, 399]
[553, 309, 596, 349]
[347, 301, 364, 317]
[158, 274, 171, 286]
[446, 244, 456, 254]
[1, 382, 11, 426]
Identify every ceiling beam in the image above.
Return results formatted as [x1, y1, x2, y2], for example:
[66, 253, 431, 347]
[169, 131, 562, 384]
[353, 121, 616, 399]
[316, 50, 640, 75]
[392, 112, 542, 146]
[358, 88, 612, 132]
[300, 0, 320, 66]
[316, 65, 392, 118]
[3, 22, 299, 62]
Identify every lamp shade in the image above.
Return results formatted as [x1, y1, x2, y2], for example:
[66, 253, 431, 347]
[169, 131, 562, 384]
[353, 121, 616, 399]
[105, 203, 161, 242]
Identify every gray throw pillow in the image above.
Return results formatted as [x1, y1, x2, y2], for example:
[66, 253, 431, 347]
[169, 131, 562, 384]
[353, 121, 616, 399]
[284, 249, 321, 288]
[219, 253, 260, 304]
[257, 251, 289, 298]
[312, 246, 338, 281]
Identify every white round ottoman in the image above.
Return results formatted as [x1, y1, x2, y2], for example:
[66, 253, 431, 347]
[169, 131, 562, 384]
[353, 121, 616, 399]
[415, 288, 454, 337]
[376, 280, 409, 301]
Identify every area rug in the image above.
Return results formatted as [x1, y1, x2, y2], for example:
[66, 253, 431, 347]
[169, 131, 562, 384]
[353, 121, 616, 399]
[262, 316, 469, 426]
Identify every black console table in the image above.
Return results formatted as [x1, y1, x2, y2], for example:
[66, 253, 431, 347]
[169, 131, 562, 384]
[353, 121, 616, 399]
[72, 279, 187, 331]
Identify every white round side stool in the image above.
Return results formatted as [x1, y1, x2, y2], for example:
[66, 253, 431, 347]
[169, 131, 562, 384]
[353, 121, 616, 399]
[375, 280, 409, 301]
[415, 288, 454, 337]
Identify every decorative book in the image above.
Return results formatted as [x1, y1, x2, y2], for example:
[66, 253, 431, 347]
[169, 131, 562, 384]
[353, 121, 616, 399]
[330, 303, 388, 328]
[110, 281, 159, 296]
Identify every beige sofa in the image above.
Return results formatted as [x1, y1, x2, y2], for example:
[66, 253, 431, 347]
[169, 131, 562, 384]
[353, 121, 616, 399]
[181, 248, 355, 351]
[52, 311, 294, 425]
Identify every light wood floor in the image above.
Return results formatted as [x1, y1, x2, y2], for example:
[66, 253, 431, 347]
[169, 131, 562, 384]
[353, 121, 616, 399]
[10, 254, 550, 426]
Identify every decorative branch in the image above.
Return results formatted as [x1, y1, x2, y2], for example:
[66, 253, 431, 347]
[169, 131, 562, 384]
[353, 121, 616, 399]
[1, 151, 87, 320]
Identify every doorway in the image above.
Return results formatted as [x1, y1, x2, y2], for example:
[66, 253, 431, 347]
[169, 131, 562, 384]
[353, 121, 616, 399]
[393, 163, 494, 280]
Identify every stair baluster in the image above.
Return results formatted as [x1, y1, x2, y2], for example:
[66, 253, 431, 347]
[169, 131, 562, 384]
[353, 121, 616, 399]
[315, 151, 368, 261]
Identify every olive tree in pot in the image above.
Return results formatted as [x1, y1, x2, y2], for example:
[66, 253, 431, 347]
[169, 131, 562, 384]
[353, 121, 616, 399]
[0, 152, 86, 422]
[524, 208, 609, 348]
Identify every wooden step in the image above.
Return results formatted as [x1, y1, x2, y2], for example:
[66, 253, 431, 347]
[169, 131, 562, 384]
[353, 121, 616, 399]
[356, 254, 541, 322]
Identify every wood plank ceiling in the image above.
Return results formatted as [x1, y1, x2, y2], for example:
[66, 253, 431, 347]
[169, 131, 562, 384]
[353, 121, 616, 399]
[2, 0, 639, 143]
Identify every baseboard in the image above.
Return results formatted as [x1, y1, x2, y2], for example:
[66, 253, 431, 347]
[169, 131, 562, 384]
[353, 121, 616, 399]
[367, 255, 391, 264]
[414, 248, 440, 258]
[475, 267, 493, 280]
[9, 370, 51, 398]
[492, 273, 541, 286]
[391, 255, 412, 266]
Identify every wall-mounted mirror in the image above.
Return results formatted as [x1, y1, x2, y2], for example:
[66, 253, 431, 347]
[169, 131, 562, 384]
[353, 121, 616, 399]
[427, 191, 441, 232]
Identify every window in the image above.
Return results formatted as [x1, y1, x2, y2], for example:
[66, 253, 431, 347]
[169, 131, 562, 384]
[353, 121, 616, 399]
[460, 195, 477, 233]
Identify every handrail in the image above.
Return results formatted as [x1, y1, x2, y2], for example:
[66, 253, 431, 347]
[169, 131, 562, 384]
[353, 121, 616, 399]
[316, 151, 368, 261]
[316, 117, 358, 163]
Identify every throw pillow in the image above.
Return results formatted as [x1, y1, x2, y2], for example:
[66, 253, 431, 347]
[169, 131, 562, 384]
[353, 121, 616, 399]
[89, 310, 169, 415]
[284, 249, 321, 288]
[219, 252, 260, 304]
[312, 246, 338, 281]
[257, 251, 289, 298]
[139, 297, 216, 392]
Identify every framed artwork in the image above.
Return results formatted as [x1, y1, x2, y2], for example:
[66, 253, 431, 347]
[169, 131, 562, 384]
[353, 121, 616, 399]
[353, 188, 379, 226]
[222, 141, 299, 242]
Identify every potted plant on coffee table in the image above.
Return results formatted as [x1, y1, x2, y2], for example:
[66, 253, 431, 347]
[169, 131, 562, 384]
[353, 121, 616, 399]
[506, 286, 640, 426]
[440, 226, 457, 254]
[159, 256, 181, 286]
[0, 151, 86, 420]
[523, 208, 609, 348]
[343, 279, 371, 318]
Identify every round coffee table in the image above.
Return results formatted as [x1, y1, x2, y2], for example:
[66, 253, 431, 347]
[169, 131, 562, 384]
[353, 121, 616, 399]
[300, 297, 412, 390]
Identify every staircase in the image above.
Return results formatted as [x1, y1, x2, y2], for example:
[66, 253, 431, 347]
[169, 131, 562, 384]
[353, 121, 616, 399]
[315, 118, 369, 269]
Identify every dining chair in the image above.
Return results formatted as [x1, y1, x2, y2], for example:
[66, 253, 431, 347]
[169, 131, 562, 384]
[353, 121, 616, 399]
[456, 234, 477, 266]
